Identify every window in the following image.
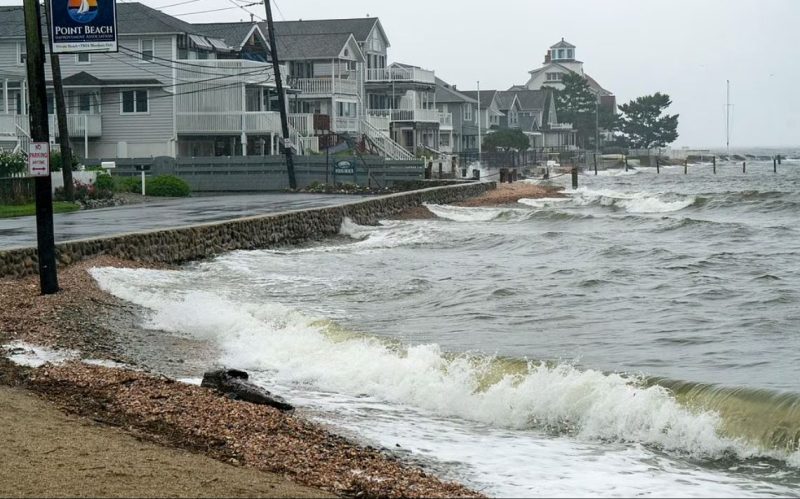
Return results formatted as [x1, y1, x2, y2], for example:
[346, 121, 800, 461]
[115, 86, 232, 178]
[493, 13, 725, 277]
[558, 49, 565, 59]
[440, 134, 450, 147]
[546, 72, 563, 82]
[17, 42, 26, 65]
[46, 92, 55, 114]
[463, 103, 472, 121]
[78, 94, 91, 113]
[140, 39, 154, 62]
[121, 90, 148, 114]
[76, 52, 90, 64]
[197, 51, 208, 60]
[566, 48, 573, 59]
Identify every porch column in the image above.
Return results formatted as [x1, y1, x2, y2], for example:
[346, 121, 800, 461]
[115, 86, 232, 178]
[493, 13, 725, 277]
[331, 58, 335, 94]
[241, 83, 247, 156]
[3, 79, 7, 114]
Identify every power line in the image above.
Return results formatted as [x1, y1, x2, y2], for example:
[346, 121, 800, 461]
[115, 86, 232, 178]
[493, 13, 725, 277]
[170, 2, 260, 17]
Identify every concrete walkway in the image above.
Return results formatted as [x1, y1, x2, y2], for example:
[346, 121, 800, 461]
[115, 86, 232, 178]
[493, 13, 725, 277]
[0, 193, 365, 250]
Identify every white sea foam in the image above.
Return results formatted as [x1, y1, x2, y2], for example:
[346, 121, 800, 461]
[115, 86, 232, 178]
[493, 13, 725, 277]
[425, 204, 526, 222]
[571, 187, 696, 213]
[3, 341, 78, 367]
[88, 266, 772, 463]
[517, 197, 571, 209]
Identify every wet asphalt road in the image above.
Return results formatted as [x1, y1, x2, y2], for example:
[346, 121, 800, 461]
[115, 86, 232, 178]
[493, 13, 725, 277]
[0, 193, 367, 250]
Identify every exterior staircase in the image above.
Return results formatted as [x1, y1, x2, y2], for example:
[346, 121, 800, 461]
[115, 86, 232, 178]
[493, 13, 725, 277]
[360, 117, 414, 161]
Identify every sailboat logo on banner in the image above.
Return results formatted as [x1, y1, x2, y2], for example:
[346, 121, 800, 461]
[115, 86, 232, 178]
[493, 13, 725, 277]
[67, 0, 98, 23]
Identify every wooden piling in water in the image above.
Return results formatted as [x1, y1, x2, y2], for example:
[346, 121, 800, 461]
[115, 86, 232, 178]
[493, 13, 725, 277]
[571, 167, 578, 189]
[594, 154, 598, 175]
[624, 155, 628, 172]
[778, 155, 782, 165]
[743, 161, 746, 173]
[774, 157, 778, 173]
[713, 155, 717, 174]
[684, 158, 688, 175]
[656, 158, 660, 174]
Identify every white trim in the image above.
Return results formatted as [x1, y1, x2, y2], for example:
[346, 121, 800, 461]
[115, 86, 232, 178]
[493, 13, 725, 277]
[16, 42, 26, 65]
[139, 38, 155, 63]
[75, 52, 91, 64]
[119, 89, 150, 115]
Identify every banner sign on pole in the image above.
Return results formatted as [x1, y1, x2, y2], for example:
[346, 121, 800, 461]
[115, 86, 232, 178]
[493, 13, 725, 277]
[28, 142, 50, 177]
[48, 0, 118, 53]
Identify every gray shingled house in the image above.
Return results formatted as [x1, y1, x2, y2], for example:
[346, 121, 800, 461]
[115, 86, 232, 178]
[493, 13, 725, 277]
[0, 2, 319, 159]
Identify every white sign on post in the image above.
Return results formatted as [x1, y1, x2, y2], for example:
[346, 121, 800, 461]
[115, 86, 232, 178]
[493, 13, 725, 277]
[28, 142, 50, 177]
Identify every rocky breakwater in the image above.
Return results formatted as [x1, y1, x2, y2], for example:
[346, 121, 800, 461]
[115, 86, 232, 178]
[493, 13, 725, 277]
[0, 182, 494, 279]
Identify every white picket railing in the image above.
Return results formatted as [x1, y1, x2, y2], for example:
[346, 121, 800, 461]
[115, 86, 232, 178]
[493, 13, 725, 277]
[366, 114, 390, 132]
[367, 108, 441, 123]
[333, 116, 359, 133]
[361, 117, 413, 161]
[176, 111, 282, 134]
[288, 113, 314, 135]
[365, 67, 435, 84]
[291, 77, 358, 96]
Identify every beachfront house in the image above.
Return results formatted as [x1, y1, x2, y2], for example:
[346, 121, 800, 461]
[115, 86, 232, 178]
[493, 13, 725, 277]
[0, 2, 316, 159]
[433, 78, 479, 154]
[499, 88, 577, 149]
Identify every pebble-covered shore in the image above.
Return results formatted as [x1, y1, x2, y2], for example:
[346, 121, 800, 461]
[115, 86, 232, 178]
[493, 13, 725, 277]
[0, 258, 481, 497]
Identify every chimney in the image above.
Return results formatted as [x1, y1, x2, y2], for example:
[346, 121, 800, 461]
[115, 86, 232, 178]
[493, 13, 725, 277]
[544, 52, 551, 64]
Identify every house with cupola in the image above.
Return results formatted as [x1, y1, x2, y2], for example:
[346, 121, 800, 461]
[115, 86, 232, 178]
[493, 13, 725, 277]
[524, 38, 616, 112]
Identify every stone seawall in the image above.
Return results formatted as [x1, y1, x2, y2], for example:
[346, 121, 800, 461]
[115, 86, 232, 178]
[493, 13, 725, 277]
[0, 182, 495, 279]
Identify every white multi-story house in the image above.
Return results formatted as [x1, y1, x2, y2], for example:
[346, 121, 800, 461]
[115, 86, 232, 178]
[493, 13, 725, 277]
[524, 38, 616, 111]
[0, 3, 316, 159]
[265, 18, 450, 159]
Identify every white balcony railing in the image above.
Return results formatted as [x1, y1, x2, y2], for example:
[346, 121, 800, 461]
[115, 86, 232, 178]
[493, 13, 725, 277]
[366, 67, 435, 84]
[367, 108, 442, 123]
[333, 116, 359, 133]
[176, 111, 282, 134]
[176, 59, 284, 86]
[290, 77, 358, 96]
[1, 114, 101, 139]
[50, 114, 102, 138]
[366, 114, 390, 132]
[288, 113, 314, 135]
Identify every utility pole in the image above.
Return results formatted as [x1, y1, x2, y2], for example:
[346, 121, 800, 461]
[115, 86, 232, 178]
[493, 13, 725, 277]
[726, 80, 731, 156]
[263, 0, 296, 189]
[23, 0, 58, 294]
[476, 80, 482, 165]
[43, 0, 73, 202]
[595, 99, 599, 175]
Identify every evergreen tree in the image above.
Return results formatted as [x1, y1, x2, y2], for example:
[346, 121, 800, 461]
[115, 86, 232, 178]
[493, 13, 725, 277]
[482, 128, 529, 151]
[552, 73, 616, 149]
[616, 93, 679, 149]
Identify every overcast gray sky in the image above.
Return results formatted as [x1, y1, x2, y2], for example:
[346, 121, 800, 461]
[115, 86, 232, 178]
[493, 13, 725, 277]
[4, 0, 798, 148]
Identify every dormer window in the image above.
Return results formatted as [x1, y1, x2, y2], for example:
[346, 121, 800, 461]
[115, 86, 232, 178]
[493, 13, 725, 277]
[566, 48, 573, 59]
[546, 72, 563, 82]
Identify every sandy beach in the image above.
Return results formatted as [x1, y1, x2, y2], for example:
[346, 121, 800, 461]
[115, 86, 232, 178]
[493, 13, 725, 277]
[0, 181, 562, 497]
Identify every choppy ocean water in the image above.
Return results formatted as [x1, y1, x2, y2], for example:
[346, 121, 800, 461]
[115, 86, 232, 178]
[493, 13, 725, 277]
[91, 158, 800, 497]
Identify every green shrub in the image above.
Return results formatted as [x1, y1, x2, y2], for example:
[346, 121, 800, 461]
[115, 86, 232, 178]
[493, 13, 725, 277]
[115, 176, 142, 193]
[0, 151, 26, 178]
[94, 173, 114, 194]
[146, 175, 190, 197]
[49, 150, 79, 172]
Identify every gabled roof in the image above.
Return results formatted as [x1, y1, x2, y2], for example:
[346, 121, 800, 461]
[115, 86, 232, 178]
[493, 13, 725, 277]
[509, 89, 550, 110]
[493, 92, 519, 112]
[273, 32, 361, 61]
[550, 38, 575, 49]
[265, 17, 389, 47]
[460, 90, 498, 110]
[50, 71, 162, 87]
[434, 78, 478, 104]
[194, 23, 266, 51]
[0, 3, 224, 39]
